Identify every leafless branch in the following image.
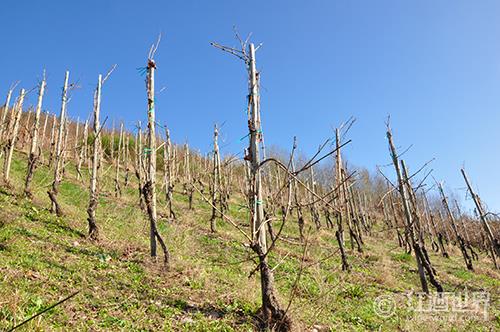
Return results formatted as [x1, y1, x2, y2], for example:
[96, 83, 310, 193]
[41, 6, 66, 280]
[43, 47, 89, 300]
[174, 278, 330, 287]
[102, 64, 117, 84]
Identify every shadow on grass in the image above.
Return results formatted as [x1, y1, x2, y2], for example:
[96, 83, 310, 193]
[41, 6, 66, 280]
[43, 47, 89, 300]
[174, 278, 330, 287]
[38, 216, 86, 238]
[174, 300, 261, 329]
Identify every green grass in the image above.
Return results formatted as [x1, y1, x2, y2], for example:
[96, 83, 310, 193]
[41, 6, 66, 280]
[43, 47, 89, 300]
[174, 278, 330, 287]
[0, 150, 498, 331]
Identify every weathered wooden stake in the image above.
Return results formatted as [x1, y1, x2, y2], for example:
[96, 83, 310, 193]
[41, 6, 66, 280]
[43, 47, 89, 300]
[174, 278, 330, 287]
[335, 128, 352, 267]
[163, 126, 175, 219]
[461, 168, 499, 268]
[142, 49, 170, 266]
[3, 89, 25, 183]
[135, 121, 145, 209]
[114, 122, 123, 197]
[76, 120, 88, 181]
[437, 183, 473, 270]
[39, 111, 49, 164]
[24, 73, 46, 197]
[48, 71, 69, 216]
[87, 74, 102, 240]
[0, 86, 14, 142]
[48, 114, 57, 168]
[387, 126, 443, 293]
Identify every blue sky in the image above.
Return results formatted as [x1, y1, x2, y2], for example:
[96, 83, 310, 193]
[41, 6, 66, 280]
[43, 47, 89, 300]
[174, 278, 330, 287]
[1, 1, 499, 211]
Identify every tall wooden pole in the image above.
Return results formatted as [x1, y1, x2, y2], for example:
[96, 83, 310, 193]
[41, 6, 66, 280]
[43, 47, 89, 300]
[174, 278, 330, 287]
[76, 120, 88, 181]
[40, 111, 49, 164]
[438, 183, 473, 270]
[387, 127, 440, 293]
[210, 124, 221, 232]
[110, 121, 115, 162]
[184, 143, 194, 209]
[0, 88, 14, 143]
[335, 128, 351, 268]
[124, 133, 130, 187]
[114, 122, 123, 197]
[48, 71, 69, 216]
[143, 55, 169, 266]
[308, 166, 321, 229]
[25, 73, 46, 197]
[87, 74, 102, 240]
[74, 117, 80, 160]
[136, 121, 145, 209]
[163, 126, 175, 219]
[147, 60, 157, 258]
[3, 89, 25, 182]
[423, 191, 449, 258]
[461, 168, 499, 268]
[248, 43, 267, 251]
[48, 114, 57, 168]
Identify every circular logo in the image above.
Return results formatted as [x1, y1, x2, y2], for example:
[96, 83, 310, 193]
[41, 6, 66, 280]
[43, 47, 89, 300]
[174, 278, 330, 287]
[373, 295, 396, 318]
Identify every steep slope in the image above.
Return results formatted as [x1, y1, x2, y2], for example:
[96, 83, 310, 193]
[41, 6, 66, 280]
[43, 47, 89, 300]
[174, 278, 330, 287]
[0, 151, 498, 331]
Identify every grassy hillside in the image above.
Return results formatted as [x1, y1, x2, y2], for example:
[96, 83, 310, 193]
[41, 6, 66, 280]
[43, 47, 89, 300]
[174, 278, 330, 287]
[0, 151, 498, 331]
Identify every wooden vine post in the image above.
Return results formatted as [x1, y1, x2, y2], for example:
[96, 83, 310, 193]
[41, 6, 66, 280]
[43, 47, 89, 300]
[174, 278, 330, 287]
[48, 114, 57, 168]
[24, 72, 46, 197]
[308, 166, 321, 229]
[143, 40, 170, 266]
[3, 89, 25, 183]
[19, 108, 32, 150]
[212, 38, 292, 330]
[454, 200, 478, 260]
[76, 120, 88, 181]
[290, 138, 306, 241]
[74, 117, 80, 161]
[183, 143, 194, 209]
[246, 42, 291, 330]
[124, 133, 130, 187]
[60, 116, 70, 179]
[48, 71, 69, 216]
[114, 122, 123, 197]
[423, 192, 449, 258]
[163, 126, 175, 219]
[437, 182, 473, 270]
[135, 121, 145, 209]
[335, 128, 350, 270]
[387, 126, 443, 293]
[461, 168, 499, 269]
[0, 85, 15, 143]
[87, 74, 103, 240]
[39, 111, 49, 164]
[247, 43, 267, 252]
[210, 124, 222, 232]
